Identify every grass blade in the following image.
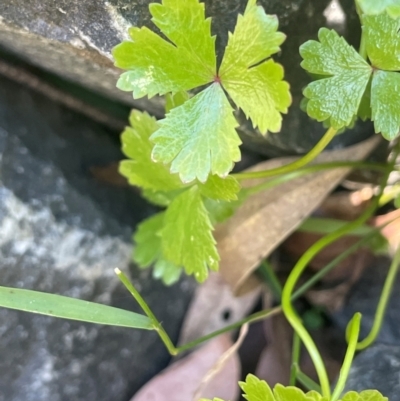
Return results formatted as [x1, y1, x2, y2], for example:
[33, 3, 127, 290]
[0, 286, 153, 330]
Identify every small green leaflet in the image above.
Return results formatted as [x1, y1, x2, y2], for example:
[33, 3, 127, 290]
[357, 0, 400, 18]
[162, 186, 219, 282]
[301, 13, 400, 140]
[151, 83, 241, 183]
[133, 213, 182, 285]
[300, 28, 371, 129]
[113, 0, 291, 183]
[219, 0, 290, 133]
[0, 286, 152, 329]
[119, 110, 183, 191]
[363, 13, 400, 71]
[206, 375, 388, 401]
[341, 390, 388, 401]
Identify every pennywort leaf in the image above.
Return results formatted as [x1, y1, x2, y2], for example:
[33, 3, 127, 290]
[341, 390, 388, 401]
[300, 28, 371, 129]
[151, 83, 241, 183]
[133, 212, 182, 285]
[371, 70, 400, 140]
[0, 286, 153, 329]
[119, 110, 183, 191]
[219, 0, 290, 133]
[162, 186, 219, 282]
[363, 13, 400, 71]
[357, 0, 400, 18]
[114, 0, 290, 183]
[301, 12, 400, 140]
[199, 175, 240, 201]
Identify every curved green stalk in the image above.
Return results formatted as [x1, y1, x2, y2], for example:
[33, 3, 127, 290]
[353, 246, 400, 350]
[241, 161, 388, 198]
[235, 160, 387, 183]
[281, 149, 396, 398]
[233, 127, 338, 181]
[331, 313, 362, 401]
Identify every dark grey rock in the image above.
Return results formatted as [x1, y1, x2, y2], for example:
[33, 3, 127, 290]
[0, 74, 195, 401]
[343, 343, 400, 400]
[333, 257, 400, 345]
[0, 0, 373, 156]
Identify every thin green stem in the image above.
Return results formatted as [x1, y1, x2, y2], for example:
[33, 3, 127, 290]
[281, 149, 396, 398]
[354, 246, 400, 350]
[233, 127, 338, 181]
[234, 159, 387, 182]
[331, 313, 362, 401]
[290, 332, 302, 386]
[115, 268, 178, 355]
[292, 228, 387, 301]
[176, 306, 281, 354]
[240, 161, 387, 198]
[299, 217, 376, 236]
[258, 260, 283, 301]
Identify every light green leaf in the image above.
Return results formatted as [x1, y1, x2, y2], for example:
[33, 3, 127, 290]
[239, 374, 275, 401]
[363, 13, 400, 71]
[112, 0, 216, 98]
[133, 213, 165, 267]
[165, 91, 190, 114]
[161, 186, 219, 282]
[341, 390, 388, 401]
[357, 0, 400, 18]
[133, 213, 182, 286]
[152, 259, 182, 286]
[141, 188, 185, 207]
[371, 70, 400, 140]
[120, 110, 183, 191]
[199, 175, 241, 201]
[151, 83, 241, 183]
[0, 286, 153, 329]
[300, 28, 372, 129]
[219, 0, 290, 133]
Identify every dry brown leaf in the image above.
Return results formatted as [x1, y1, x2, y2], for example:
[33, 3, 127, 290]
[371, 209, 400, 254]
[131, 334, 240, 401]
[216, 136, 381, 295]
[178, 272, 261, 346]
[193, 324, 248, 400]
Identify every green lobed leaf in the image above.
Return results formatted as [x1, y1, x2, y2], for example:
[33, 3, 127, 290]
[341, 390, 388, 401]
[300, 28, 372, 129]
[199, 175, 241, 201]
[133, 212, 182, 285]
[141, 188, 185, 207]
[112, 0, 216, 98]
[151, 83, 241, 183]
[371, 70, 400, 140]
[240, 374, 275, 401]
[219, 0, 291, 133]
[161, 186, 219, 282]
[0, 286, 153, 329]
[363, 13, 400, 71]
[119, 110, 183, 191]
[357, 0, 400, 18]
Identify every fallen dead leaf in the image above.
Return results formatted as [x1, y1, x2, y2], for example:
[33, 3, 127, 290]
[193, 324, 248, 400]
[178, 272, 261, 346]
[371, 209, 400, 255]
[131, 334, 240, 401]
[216, 136, 381, 295]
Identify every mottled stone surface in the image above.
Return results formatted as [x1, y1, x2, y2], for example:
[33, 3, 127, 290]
[333, 257, 400, 345]
[0, 0, 373, 155]
[343, 344, 400, 400]
[0, 74, 195, 401]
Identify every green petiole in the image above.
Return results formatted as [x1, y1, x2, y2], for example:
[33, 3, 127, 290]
[281, 145, 398, 398]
